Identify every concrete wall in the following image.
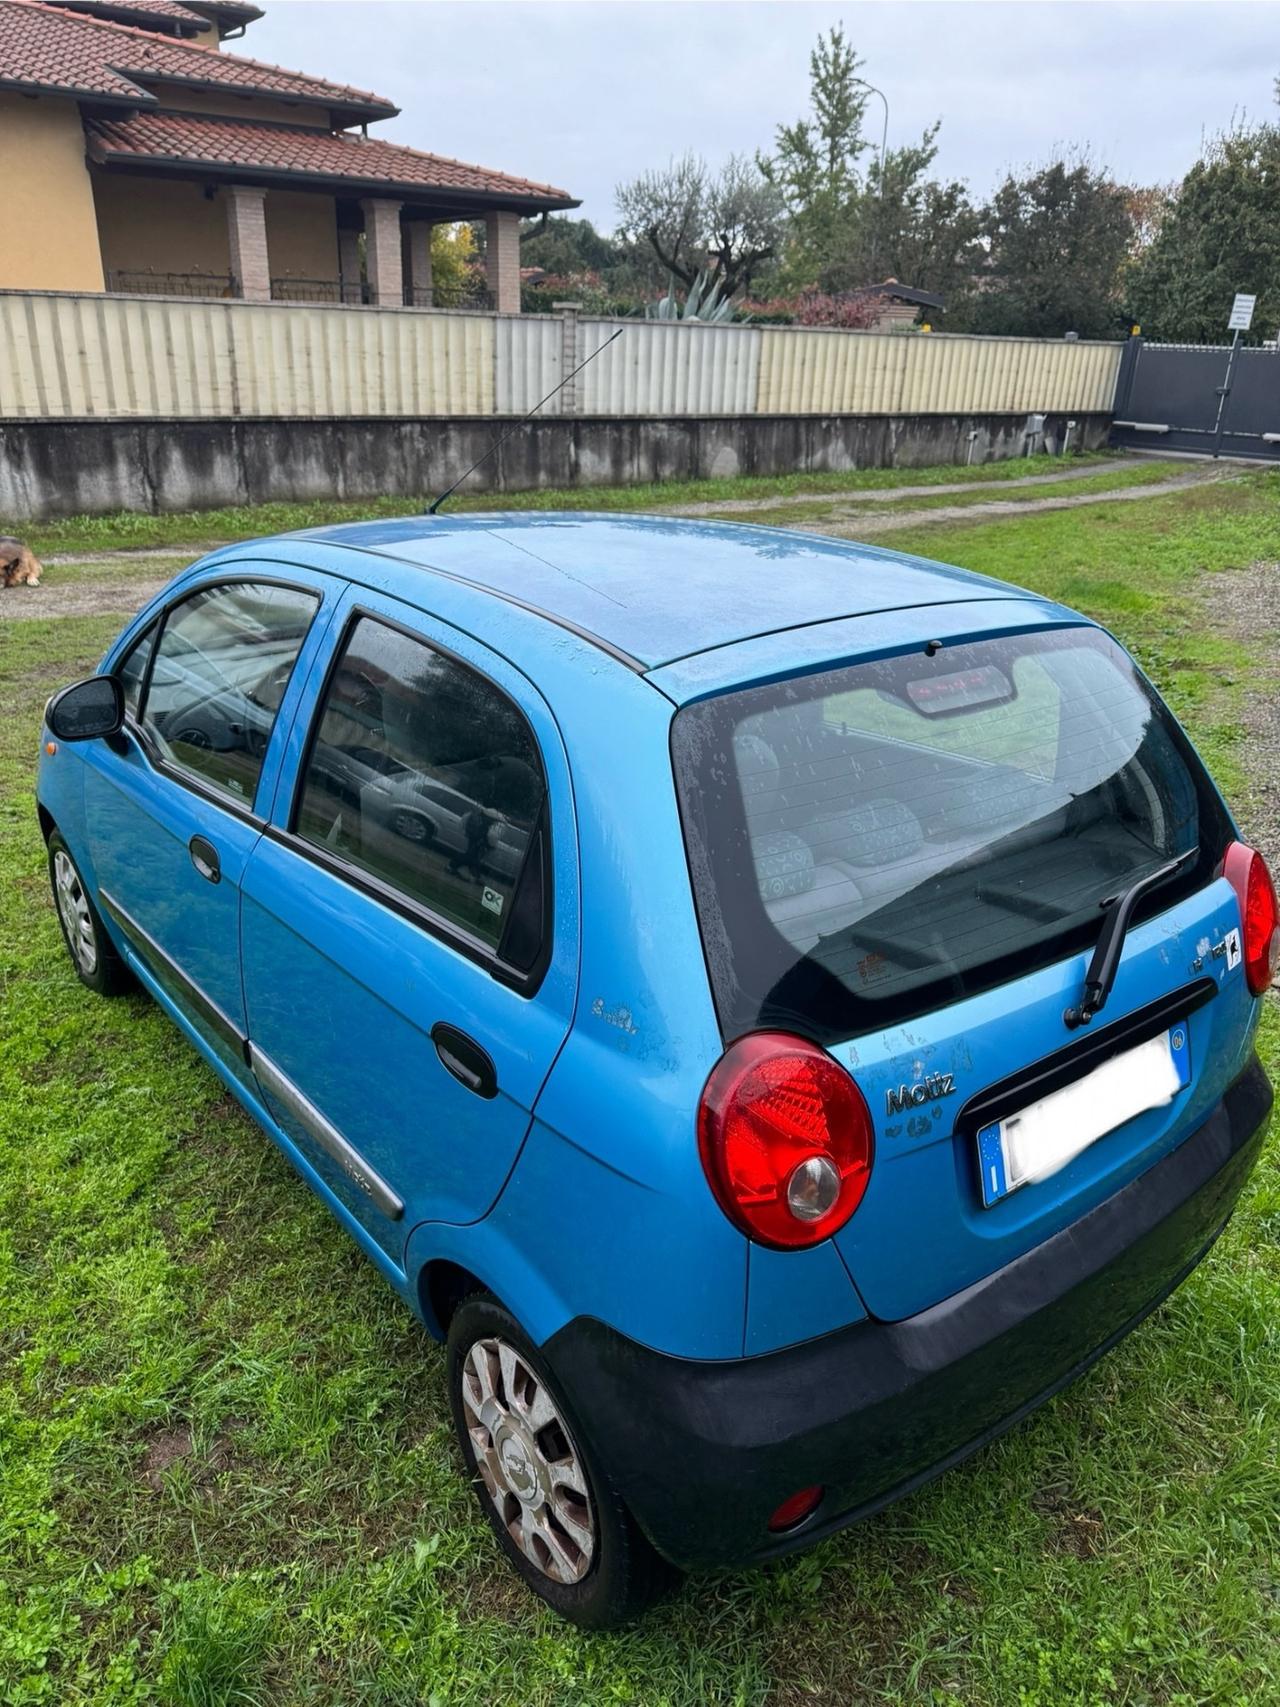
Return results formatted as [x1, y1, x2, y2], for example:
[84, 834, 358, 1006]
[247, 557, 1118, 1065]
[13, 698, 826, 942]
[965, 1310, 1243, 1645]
[0, 411, 1112, 520]
[0, 95, 105, 293]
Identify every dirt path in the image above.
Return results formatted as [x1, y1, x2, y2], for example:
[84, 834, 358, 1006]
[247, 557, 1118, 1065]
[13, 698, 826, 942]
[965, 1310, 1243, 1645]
[0, 576, 172, 621]
[667, 457, 1145, 516]
[41, 544, 214, 568]
[798, 469, 1227, 539]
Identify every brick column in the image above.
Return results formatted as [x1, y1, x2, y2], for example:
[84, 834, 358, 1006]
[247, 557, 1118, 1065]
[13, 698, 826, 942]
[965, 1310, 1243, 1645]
[485, 210, 521, 313]
[360, 198, 404, 306]
[405, 221, 433, 306]
[224, 185, 270, 301]
[337, 226, 362, 304]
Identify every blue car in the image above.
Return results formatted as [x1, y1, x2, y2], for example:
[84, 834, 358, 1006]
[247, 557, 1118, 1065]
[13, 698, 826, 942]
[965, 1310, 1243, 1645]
[38, 514, 1277, 1627]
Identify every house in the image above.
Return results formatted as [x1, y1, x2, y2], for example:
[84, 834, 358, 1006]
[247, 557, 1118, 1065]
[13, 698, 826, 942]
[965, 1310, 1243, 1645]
[0, 0, 578, 310]
[855, 279, 945, 331]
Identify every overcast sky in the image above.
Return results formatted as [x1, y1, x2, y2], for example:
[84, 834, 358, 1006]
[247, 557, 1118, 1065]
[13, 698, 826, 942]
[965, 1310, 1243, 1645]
[246, 1, 1276, 227]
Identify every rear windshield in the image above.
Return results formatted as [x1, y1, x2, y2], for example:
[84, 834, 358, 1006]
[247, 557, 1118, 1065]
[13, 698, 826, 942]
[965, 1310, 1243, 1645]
[672, 625, 1231, 1043]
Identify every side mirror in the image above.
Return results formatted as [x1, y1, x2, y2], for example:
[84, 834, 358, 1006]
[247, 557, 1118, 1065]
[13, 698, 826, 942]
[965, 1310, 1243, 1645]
[45, 675, 125, 742]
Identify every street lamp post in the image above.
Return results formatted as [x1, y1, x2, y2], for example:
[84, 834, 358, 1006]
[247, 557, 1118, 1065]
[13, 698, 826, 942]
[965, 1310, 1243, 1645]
[853, 78, 889, 192]
[852, 78, 889, 279]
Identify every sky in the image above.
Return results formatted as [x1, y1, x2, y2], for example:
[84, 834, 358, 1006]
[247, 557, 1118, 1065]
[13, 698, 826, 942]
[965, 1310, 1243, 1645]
[244, 1, 1277, 228]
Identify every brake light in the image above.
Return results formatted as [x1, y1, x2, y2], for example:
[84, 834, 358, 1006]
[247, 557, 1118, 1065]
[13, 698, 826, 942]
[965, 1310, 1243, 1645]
[697, 1033, 874, 1249]
[1223, 841, 1280, 997]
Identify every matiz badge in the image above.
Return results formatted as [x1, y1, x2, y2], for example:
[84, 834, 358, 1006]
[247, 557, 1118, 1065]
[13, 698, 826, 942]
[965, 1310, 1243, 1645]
[885, 1073, 956, 1116]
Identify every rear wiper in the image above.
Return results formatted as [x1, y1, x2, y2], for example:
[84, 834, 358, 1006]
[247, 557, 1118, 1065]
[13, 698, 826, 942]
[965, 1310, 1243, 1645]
[1063, 847, 1197, 1030]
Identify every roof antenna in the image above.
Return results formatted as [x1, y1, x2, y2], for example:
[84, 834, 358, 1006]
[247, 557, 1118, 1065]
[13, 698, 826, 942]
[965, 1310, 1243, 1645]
[426, 326, 624, 515]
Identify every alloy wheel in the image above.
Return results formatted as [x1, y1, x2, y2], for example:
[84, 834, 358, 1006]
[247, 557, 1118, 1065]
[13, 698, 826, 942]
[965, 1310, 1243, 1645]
[461, 1336, 595, 1584]
[53, 849, 98, 976]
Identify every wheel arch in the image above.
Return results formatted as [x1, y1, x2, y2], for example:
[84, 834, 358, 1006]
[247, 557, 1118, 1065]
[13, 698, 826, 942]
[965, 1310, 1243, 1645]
[406, 1217, 575, 1349]
[418, 1258, 485, 1340]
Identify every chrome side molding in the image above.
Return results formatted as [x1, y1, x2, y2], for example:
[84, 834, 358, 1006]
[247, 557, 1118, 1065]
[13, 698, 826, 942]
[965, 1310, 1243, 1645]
[249, 1044, 405, 1222]
[100, 887, 247, 1060]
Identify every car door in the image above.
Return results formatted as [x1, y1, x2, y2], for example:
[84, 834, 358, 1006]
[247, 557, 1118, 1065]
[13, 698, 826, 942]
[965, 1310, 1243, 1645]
[83, 571, 335, 1083]
[238, 588, 578, 1266]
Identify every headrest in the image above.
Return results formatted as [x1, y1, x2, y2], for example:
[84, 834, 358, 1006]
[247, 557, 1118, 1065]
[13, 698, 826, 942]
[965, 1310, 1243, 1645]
[751, 830, 814, 900]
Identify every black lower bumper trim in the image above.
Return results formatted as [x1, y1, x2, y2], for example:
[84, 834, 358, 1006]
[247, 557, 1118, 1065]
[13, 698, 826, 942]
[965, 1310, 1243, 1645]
[545, 1057, 1272, 1570]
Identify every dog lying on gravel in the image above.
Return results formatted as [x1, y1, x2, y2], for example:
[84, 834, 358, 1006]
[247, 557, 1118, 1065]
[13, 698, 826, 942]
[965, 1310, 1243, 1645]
[1, 537, 43, 587]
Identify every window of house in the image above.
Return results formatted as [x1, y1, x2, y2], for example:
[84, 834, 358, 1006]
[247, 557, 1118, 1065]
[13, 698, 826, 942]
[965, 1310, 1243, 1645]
[140, 581, 319, 806]
[293, 616, 547, 954]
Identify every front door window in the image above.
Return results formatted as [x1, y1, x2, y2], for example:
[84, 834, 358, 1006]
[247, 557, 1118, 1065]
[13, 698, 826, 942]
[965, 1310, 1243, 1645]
[141, 582, 319, 807]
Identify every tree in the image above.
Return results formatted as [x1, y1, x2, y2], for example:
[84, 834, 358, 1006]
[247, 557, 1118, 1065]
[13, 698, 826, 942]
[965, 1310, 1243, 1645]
[1123, 184, 1173, 266]
[758, 23, 869, 281]
[972, 156, 1133, 338]
[821, 124, 982, 316]
[760, 24, 978, 310]
[429, 223, 478, 299]
[1127, 124, 1280, 340]
[519, 215, 622, 279]
[615, 152, 785, 299]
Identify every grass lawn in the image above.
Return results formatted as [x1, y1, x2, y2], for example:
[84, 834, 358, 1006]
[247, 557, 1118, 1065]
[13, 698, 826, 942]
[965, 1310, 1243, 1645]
[7, 450, 1115, 560]
[1, 472, 1277, 1705]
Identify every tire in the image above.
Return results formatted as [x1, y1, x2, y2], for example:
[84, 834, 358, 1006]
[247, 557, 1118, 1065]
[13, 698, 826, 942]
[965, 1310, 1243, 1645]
[173, 725, 213, 750]
[47, 831, 133, 997]
[446, 1292, 676, 1628]
[391, 810, 434, 846]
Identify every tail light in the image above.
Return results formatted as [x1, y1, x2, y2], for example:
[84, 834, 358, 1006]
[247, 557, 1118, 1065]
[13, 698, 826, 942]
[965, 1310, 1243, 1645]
[697, 1033, 874, 1249]
[1223, 841, 1280, 997]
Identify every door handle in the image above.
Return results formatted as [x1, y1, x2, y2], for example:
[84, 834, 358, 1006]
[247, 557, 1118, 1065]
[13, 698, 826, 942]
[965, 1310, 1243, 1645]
[189, 835, 221, 884]
[431, 1023, 498, 1099]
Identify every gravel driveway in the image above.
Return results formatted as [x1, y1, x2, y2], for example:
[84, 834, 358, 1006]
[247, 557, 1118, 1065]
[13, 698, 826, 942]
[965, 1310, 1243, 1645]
[1202, 560, 1280, 876]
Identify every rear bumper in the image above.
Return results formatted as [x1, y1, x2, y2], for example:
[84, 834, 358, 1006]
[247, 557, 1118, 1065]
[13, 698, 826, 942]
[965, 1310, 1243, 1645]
[545, 1056, 1273, 1571]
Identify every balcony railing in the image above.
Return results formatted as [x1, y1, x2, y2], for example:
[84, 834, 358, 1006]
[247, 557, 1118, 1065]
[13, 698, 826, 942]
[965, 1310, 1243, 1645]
[103, 271, 497, 310]
[416, 278, 494, 311]
[270, 277, 367, 305]
[107, 270, 236, 299]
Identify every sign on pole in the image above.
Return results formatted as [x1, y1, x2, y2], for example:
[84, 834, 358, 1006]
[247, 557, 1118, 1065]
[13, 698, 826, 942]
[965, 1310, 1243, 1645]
[1228, 293, 1256, 332]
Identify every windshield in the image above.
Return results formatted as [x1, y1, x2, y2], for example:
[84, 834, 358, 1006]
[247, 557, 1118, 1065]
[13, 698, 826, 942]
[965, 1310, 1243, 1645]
[672, 625, 1231, 1043]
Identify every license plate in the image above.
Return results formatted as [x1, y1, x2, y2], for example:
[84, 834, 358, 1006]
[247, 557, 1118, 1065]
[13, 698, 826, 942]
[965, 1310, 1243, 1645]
[977, 1022, 1191, 1208]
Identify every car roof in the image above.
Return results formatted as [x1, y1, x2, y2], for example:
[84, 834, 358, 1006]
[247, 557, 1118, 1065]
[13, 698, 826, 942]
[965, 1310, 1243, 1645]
[291, 512, 1034, 672]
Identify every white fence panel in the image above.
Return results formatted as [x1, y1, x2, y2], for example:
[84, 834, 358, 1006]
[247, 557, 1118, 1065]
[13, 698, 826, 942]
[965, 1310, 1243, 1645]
[496, 315, 561, 414]
[577, 319, 761, 415]
[757, 327, 1122, 416]
[0, 291, 1124, 423]
[0, 292, 494, 418]
[221, 302, 493, 416]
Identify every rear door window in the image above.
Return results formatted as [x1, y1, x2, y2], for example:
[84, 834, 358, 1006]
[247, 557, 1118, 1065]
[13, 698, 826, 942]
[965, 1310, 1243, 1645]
[292, 615, 547, 956]
[672, 625, 1231, 1043]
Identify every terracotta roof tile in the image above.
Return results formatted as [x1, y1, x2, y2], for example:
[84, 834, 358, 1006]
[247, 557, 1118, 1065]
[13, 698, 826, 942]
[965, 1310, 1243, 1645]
[87, 107, 578, 205]
[53, 0, 214, 27]
[188, 0, 263, 16]
[0, 0, 394, 114]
